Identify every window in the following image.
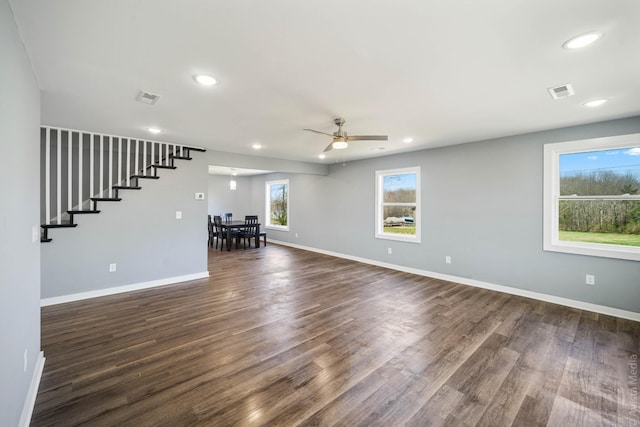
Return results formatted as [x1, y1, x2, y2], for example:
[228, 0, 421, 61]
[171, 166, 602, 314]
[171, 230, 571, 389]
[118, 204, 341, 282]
[544, 134, 640, 261]
[375, 167, 420, 242]
[265, 179, 289, 230]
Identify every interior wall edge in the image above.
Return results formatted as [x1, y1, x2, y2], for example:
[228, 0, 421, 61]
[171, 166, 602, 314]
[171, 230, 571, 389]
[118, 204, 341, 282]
[18, 351, 45, 427]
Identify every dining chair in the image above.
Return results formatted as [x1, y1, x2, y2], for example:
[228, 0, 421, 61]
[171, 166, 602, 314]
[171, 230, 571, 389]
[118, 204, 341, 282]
[223, 213, 233, 223]
[213, 215, 228, 250]
[240, 215, 259, 249]
[207, 215, 217, 248]
[243, 215, 267, 247]
[215, 215, 240, 250]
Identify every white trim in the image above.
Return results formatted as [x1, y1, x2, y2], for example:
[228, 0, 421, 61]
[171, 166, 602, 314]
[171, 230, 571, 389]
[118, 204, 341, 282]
[67, 131, 72, 211]
[270, 239, 640, 322]
[45, 128, 50, 224]
[19, 351, 45, 427]
[56, 129, 61, 224]
[108, 136, 113, 198]
[40, 272, 210, 307]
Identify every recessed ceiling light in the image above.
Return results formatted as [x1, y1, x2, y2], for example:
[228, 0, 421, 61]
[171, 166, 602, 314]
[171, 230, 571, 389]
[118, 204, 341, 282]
[194, 74, 217, 86]
[403, 137, 414, 143]
[318, 154, 326, 159]
[563, 32, 602, 49]
[147, 127, 162, 134]
[583, 98, 608, 108]
[252, 143, 262, 150]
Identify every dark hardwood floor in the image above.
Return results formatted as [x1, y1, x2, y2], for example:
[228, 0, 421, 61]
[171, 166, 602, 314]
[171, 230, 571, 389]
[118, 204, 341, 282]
[33, 244, 639, 426]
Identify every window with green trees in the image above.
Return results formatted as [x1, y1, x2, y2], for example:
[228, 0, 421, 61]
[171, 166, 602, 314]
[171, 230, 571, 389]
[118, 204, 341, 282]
[544, 134, 640, 261]
[375, 167, 420, 242]
[265, 179, 289, 230]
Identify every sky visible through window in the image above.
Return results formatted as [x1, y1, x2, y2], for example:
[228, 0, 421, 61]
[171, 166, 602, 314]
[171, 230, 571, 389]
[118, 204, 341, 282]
[383, 173, 416, 191]
[560, 147, 640, 178]
[270, 183, 286, 198]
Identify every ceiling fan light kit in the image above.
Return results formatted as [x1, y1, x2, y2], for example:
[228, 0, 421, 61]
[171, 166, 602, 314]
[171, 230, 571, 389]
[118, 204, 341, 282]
[303, 117, 388, 154]
[332, 139, 348, 150]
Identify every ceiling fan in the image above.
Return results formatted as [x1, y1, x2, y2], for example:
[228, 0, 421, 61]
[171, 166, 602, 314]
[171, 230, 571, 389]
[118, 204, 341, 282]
[303, 118, 388, 152]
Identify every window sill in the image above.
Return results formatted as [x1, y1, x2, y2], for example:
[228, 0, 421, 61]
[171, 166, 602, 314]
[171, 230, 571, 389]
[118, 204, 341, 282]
[266, 225, 289, 232]
[375, 233, 421, 244]
[544, 240, 640, 261]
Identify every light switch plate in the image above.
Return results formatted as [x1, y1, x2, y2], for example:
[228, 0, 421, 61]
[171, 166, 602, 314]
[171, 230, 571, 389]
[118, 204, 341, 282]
[176, 211, 182, 219]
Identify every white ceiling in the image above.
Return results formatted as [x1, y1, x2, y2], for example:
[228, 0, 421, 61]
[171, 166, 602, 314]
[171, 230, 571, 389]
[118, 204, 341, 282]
[9, 0, 640, 163]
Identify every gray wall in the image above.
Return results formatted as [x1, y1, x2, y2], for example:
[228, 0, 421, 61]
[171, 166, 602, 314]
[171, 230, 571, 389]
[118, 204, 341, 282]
[0, 0, 42, 424]
[246, 117, 640, 314]
[41, 154, 209, 298]
[208, 174, 257, 220]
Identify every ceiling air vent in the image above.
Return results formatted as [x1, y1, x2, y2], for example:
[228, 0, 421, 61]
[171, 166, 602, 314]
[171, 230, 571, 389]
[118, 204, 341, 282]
[136, 90, 160, 105]
[547, 84, 575, 100]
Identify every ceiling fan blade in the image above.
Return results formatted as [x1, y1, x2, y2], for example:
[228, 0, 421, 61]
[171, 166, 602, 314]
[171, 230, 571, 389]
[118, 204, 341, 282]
[303, 128, 335, 137]
[323, 142, 334, 152]
[346, 135, 388, 141]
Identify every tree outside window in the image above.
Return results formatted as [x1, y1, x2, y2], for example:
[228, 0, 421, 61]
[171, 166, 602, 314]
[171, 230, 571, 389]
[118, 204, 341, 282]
[266, 179, 289, 230]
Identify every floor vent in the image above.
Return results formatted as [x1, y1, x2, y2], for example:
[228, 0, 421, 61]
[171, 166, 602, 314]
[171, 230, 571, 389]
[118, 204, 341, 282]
[547, 84, 575, 100]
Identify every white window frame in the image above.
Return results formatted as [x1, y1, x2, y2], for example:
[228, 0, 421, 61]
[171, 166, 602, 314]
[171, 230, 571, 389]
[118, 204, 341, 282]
[265, 179, 289, 231]
[543, 133, 640, 261]
[375, 166, 421, 243]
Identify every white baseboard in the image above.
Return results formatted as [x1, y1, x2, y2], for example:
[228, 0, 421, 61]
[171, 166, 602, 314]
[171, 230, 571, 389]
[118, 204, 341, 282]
[41, 272, 210, 306]
[270, 240, 640, 322]
[19, 351, 45, 427]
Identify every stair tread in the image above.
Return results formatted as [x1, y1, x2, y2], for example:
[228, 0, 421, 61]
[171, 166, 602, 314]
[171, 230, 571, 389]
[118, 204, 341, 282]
[170, 156, 192, 160]
[68, 210, 101, 214]
[152, 165, 177, 169]
[90, 197, 122, 201]
[41, 238, 53, 242]
[112, 186, 142, 190]
[185, 147, 206, 152]
[42, 223, 77, 228]
[131, 175, 160, 179]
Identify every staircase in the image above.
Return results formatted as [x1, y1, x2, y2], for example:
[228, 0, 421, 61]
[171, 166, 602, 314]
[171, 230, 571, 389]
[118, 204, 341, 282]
[40, 126, 205, 242]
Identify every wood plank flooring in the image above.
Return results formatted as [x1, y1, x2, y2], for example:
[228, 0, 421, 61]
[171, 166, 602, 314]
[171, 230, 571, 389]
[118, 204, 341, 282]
[33, 244, 640, 426]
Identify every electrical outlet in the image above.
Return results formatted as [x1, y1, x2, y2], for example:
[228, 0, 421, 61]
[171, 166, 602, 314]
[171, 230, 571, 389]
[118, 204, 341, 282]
[32, 226, 38, 243]
[585, 274, 595, 285]
[109, 263, 117, 273]
[23, 349, 27, 372]
[387, 247, 392, 255]
[176, 211, 182, 219]
[445, 256, 452, 264]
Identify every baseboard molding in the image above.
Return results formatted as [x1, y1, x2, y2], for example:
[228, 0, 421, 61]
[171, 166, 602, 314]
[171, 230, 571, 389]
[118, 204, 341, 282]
[41, 271, 210, 306]
[270, 239, 640, 322]
[19, 351, 45, 427]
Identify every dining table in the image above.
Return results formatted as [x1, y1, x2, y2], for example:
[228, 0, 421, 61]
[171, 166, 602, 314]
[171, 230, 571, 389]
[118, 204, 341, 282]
[219, 220, 262, 251]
